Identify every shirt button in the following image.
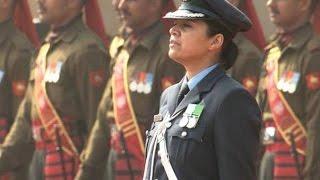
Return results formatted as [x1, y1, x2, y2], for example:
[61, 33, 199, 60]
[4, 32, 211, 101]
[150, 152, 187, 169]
[181, 131, 187, 137]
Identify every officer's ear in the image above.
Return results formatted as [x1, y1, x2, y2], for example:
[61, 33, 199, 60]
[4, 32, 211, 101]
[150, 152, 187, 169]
[208, 33, 224, 52]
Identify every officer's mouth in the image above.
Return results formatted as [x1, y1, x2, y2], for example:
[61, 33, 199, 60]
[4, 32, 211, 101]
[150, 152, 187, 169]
[169, 39, 180, 47]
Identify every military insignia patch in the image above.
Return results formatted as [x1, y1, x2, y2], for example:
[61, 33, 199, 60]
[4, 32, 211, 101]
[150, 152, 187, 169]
[180, 104, 204, 129]
[137, 72, 146, 93]
[242, 77, 258, 95]
[129, 80, 138, 92]
[44, 61, 63, 83]
[130, 72, 154, 94]
[161, 76, 175, 91]
[89, 70, 105, 87]
[12, 81, 27, 97]
[306, 72, 320, 90]
[144, 73, 153, 94]
[277, 71, 300, 93]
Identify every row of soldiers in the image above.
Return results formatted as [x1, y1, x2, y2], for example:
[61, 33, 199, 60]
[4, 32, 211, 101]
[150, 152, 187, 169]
[0, 0, 319, 179]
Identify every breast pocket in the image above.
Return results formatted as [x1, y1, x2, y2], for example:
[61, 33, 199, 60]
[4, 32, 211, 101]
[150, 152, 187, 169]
[167, 125, 206, 166]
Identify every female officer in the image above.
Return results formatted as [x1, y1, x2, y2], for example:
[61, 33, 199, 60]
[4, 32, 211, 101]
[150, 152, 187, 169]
[143, 0, 261, 179]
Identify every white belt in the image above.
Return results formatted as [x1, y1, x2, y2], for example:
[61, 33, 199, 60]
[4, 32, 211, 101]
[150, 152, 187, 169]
[143, 114, 178, 180]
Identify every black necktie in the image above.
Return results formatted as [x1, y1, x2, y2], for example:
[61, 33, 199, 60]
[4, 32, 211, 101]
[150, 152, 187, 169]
[177, 83, 189, 105]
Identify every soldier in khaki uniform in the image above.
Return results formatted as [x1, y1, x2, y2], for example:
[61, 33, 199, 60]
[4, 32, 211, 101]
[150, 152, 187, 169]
[76, 0, 184, 179]
[0, 0, 33, 143]
[0, 0, 110, 179]
[0, 0, 35, 179]
[227, 0, 264, 96]
[257, 0, 320, 179]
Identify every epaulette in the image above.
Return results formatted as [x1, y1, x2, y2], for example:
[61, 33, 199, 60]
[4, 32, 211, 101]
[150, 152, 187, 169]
[10, 30, 33, 51]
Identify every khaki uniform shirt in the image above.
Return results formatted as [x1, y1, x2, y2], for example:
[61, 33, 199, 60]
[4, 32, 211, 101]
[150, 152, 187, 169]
[0, 19, 33, 138]
[76, 22, 184, 179]
[0, 19, 33, 179]
[0, 16, 110, 176]
[256, 23, 320, 180]
[228, 33, 262, 96]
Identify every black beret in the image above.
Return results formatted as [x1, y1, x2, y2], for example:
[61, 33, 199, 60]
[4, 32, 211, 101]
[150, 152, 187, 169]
[163, 0, 252, 33]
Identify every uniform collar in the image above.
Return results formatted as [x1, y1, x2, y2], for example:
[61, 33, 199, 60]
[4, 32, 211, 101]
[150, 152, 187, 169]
[139, 21, 164, 50]
[0, 19, 15, 46]
[267, 23, 313, 50]
[45, 15, 83, 44]
[186, 63, 220, 90]
[167, 65, 225, 116]
[286, 23, 313, 49]
[123, 21, 164, 51]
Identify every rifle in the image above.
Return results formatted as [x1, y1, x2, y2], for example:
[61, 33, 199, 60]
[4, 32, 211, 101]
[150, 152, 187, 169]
[289, 132, 303, 180]
[55, 125, 67, 180]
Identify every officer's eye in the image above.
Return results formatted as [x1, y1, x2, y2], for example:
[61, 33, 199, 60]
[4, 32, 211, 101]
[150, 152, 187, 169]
[173, 21, 192, 30]
[178, 23, 192, 31]
[181, 23, 192, 28]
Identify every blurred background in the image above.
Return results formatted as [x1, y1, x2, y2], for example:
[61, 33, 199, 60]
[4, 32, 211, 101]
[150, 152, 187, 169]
[27, 0, 275, 38]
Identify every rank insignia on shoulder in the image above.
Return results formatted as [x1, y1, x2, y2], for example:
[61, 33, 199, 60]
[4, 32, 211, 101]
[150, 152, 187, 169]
[277, 71, 300, 93]
[180, 104, 204, 128]
[89, 70, 105, 87]
[242, 77, 258, 94]
[306, 72, 320, 90]
[12, 81, 27, 97]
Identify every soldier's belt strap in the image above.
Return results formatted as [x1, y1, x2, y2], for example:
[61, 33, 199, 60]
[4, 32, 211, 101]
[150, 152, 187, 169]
[158, 137, 178, 180]
[265, 46, 307, 155]
[34, 43, 79, 157]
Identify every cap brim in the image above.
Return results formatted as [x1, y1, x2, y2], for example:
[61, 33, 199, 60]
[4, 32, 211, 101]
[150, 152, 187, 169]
[163, 9, 206, 19]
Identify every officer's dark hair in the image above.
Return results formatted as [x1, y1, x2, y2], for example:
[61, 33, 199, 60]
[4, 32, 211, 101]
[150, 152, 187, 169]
[204, 20, 238, 70]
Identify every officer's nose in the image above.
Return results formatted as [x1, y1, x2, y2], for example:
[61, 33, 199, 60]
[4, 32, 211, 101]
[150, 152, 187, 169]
[169, 25, 180, 37]
[112, 0, 120, 10]
[118, 0, 126, 10]
[266, 0, 275, 8]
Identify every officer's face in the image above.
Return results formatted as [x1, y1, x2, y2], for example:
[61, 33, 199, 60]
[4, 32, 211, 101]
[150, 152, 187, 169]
[266, 0, 305, 27]
[117, 0, 160, 30]
[36, 0, 69, 24]
[169, 20, 218, 64]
